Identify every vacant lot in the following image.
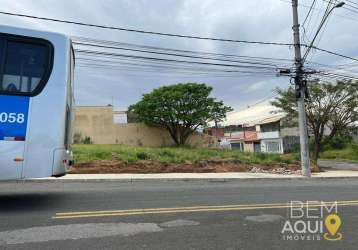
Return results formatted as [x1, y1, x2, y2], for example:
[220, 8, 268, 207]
[71, 144, 304, 174]
[320, 143, 358, 162]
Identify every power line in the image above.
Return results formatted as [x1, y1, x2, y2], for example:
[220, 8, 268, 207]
[322, 0, 358, 14]
[77, 57, 271, 71]
[77, 64, 278, 78]
[76, 57, 277, 74]
[0, 10, 294, 46]
[73, 36, 358, 77]
[345, 0, 358, 7]
[279, 0, 358, 23]
[302, 0, 318, 44]
[76, 55, 280, 77]
[302, 0, 317, 27]
[73, 36, 294, 64]
[2, 7, 354, 81]
[74, 40, 284, 77]
[247, 93, 279, 108]
[302, 0, 334, 62]
[74, 41, 285, 68]
[75, 39, 358, 83]
[75, 49, 282, 70]
[1, 9, 355, 67]
[311, 46, 358, 62]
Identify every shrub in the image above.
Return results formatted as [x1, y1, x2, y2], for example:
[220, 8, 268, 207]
[325, 136, 351, 150]
[293, 153, 300, 161]
[73, 132, 82, 144]
[254, 153, 267, 160]
[136, 152, 149, 160]
[351, 143, 358, 153]
[270, 154, 282, 162]
[159, 150, 175, 158]
[83, 136, 92, 144]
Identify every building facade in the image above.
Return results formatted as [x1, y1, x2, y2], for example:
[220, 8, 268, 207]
[256, 116, 299, 154]
[218, 114, 299, 154]
[226, 130, 260, 153]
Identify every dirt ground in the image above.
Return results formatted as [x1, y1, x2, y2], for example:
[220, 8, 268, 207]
[70, 159, 320, 174]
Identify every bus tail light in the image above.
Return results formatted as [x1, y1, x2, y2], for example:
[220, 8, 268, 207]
[4, 136, 25, 141]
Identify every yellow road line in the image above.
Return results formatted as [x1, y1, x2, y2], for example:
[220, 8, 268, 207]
[55, 202, 291, 216]
[53, 200, 358, 219]
[56, 200, 358, 216]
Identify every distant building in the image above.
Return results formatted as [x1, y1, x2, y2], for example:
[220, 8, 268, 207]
[256, 115, 299, 154]
[211, 113, 300, 154]
[226, 129, 260, 153]
[205, 127, 225, 138]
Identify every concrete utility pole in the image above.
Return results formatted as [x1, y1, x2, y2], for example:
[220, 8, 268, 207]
[291, 0, 311, 177]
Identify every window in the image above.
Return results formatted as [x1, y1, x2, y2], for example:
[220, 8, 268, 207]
[266, 141, 281, 153]
[0, 35, 53, 96]
[231, 142, 244, 151]
[261, 122, 280, 132]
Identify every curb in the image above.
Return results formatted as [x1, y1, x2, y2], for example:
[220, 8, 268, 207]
[6, 175, 358, 183]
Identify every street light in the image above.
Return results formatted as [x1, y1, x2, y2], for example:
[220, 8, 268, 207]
[335, 2, 345, 8]
[302, 1, 345, 62]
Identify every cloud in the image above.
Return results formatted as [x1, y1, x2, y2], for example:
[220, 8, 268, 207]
[0, 0, 356, 117]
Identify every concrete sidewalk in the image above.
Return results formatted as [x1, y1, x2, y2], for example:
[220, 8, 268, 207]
[318, 159, 358, 170]
[25, 170, 358, 182]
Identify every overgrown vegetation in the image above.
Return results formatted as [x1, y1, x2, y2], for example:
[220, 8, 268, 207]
[320, 143, 358, 162]
[73, 144, 297, 165]
[272, 80, 358, 163]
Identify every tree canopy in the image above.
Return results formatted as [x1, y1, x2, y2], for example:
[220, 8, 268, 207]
[128, 83, 233, 145]
[272, 80, 358, 162]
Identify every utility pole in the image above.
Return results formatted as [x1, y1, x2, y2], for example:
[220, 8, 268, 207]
[291, 0, 311, 177]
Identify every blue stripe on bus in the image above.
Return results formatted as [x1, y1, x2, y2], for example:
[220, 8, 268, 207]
[0, 95, 29, 141]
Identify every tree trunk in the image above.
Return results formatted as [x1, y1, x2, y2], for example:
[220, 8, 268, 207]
[312, 140, 321, 164]
[312, 124, 324, 164]
[327, 126, 338, 141]
[166, 125, 194, 146]
[169, 133, 180, 146]
[179, 127, 192, 145]
[166, 126, 180, 145]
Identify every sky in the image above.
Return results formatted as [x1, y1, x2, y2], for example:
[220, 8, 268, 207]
[0, 0, 357, 123]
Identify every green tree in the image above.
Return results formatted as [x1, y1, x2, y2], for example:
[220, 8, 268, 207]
[128, 83, 233, 145]
[272, 80, 358, 163]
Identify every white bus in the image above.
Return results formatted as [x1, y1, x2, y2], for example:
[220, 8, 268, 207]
[0, 25, 74, 180]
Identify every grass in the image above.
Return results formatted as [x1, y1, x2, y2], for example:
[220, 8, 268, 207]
[320, 143, 358, 162]
[72, 144, 297, 165]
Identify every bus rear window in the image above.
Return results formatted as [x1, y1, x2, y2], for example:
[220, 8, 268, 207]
[0, 37, 52, 96]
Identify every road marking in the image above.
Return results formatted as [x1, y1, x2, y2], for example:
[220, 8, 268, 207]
[53, 200, 358, 219]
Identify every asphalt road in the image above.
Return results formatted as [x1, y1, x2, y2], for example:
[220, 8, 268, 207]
[0, 179, 358, 250]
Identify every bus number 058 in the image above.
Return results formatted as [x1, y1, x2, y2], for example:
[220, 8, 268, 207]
[0, 112, 25, 124]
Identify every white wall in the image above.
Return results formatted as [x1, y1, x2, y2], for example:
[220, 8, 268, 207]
[257, 131, 280, 140]
[260, 138, 284, 154]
